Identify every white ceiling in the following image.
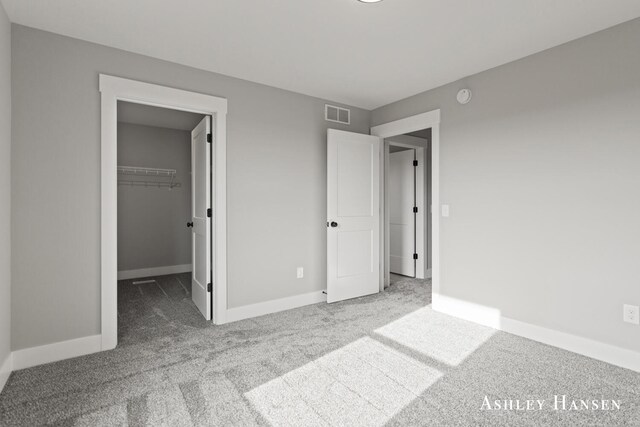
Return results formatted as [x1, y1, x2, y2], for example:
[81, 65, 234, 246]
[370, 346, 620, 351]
[3, 1, 640, 109]
[118, 101, 204, 131]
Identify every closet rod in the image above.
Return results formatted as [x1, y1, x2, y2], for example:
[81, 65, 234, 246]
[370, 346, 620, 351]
[118, 180, 182, 189]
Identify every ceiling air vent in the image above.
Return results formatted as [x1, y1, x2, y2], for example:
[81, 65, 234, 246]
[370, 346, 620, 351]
[325, 104, 350, 125]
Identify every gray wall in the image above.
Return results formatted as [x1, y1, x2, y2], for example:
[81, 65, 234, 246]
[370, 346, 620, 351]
[117, 123, 192, 272]
[11, 25, 370, 350]
[373, 18, 640, 353]
[0, 2, 10, 368]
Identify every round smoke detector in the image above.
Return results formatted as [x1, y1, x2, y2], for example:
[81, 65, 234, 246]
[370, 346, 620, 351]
[457, 88, 472, 105]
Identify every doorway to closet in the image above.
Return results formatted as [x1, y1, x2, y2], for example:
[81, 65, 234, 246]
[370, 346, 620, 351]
[384, 129, 432, 286]
[116, 101, 210, 344]
[100, 75, 229, 351]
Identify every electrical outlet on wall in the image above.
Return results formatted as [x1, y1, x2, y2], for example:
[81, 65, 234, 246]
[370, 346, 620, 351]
[297, 267, 304, 279]
[623, 304, 639, 325]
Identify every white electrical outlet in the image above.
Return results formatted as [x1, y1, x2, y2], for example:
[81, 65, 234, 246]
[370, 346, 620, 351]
[297, 267, 304, 279]
[623, 304, 639, 325]
[441, 204, 450, 217]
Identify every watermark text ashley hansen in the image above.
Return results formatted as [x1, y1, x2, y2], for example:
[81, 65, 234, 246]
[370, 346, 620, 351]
[481, 395, 621, 411]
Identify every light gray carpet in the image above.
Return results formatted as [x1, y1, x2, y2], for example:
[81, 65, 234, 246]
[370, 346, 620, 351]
[1, 273, 639, 426]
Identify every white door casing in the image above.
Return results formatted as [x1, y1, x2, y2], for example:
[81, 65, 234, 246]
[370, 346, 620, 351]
[389, 149, 416, 277]
[371, 109, 440, 295]
[101, 75, 228, 352]
[327, 129, 381, 303]
[191, 116, 212, 319]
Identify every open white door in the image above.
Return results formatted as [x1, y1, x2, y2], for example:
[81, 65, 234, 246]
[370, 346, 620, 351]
[327, 129, 381, 303]
[389, 149, 416, 277]
[191, 116, 212, 320]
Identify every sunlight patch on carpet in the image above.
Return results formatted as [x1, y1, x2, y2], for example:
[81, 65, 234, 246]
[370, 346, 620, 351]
[374, 307, 496, 366]
[245, 337, 442, 426]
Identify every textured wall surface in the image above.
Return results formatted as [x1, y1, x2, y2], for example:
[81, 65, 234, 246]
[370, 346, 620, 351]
[117, 123, 192, 272]
[11, 25, 370, 350]
[0, 1, 11, 370]
[373, 19, 640, 352]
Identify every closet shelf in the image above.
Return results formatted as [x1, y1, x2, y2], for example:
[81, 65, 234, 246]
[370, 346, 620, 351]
[117, 166, 176, 177]
[117, 166, 181, 190]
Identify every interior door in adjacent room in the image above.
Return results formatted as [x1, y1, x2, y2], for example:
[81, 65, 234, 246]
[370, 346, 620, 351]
[389, 148, 416, 277]
[191, 116, 212, 320]
[327, 129, 381, 303]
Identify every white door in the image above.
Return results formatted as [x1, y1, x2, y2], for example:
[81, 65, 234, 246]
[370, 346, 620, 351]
[389, 149, 416, 277]
[191, 116, 212, 320]
[327, 129, 381, 303]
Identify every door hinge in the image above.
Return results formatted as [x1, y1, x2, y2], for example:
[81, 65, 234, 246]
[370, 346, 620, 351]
[207, 208, 212, 218]
[413, 206, 418, 213]
[413, 160, 418, 167]
[413, 253, 418, 260]
[207, 133, 212, 143]
[207, 283, 212, 292]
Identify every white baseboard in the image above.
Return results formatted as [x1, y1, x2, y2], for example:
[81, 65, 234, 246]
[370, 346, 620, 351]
[0, 352, 12, 394]
[12, 335, 102, 371]
[500, 317, 640, 373]
[226, 290, 327, 323]
[8, 290, 323, 370]
[432, 293, 502, 328]
[432, 294, 640, 373]
[117, 264, 192, 280]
